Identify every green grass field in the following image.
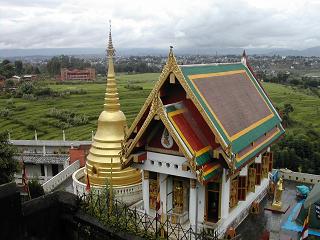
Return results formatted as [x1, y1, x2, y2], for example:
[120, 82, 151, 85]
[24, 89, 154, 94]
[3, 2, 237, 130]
[262, 82, 320, 133]
[0, 73, 319, 140]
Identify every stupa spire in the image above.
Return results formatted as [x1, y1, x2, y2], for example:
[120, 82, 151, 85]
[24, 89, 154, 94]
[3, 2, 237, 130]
[84, 22, 141, 187]
[104, 20, 120, 112]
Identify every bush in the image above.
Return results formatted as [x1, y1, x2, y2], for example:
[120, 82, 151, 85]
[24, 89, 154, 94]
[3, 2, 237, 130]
[46, 108, 89, 128]
[124, 84, 143, 90]
[0, 108, 12, 118]
[75, 102, 85, 108]
[5, 98, 15, 108]
[19, 81, 35, 95]
[15, 105, 27, 111]
[34, 87, 54, 97]
[28, 179, 45, 199]
[22, 94, 37, 100]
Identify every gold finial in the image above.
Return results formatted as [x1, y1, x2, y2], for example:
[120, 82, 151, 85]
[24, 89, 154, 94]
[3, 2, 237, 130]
[104, 20, 120, 111]
[107, 20, 115, 57]
[169, 46, 174, 57]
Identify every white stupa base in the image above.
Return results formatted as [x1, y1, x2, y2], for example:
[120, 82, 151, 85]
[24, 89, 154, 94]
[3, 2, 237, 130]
[72, 167, 142, 205]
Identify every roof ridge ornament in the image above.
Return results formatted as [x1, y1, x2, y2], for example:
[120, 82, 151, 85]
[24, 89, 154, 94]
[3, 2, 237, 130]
[169, 46, 174, 57]
[241, 49, 247, 66]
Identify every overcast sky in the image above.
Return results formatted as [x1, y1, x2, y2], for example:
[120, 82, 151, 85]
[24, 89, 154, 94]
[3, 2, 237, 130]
[1, 0, 320, 50]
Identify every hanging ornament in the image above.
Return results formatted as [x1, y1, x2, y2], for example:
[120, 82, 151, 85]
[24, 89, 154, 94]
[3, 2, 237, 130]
[161, 128, 173, 149]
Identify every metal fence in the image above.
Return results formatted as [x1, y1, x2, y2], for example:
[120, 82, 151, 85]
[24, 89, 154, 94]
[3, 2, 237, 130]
[78, 192, 219, 240]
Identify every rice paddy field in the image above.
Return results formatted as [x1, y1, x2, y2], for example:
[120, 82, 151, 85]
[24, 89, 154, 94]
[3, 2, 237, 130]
[0, 73, 319, 140]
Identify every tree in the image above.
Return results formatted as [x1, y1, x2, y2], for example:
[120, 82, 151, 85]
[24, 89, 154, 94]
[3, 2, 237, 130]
[0, 60, 15, 78]
[28, 179, 45, 199]
[284, 103, 294, 115]
[0, 131, 18, 184]
[14, 60, 23, 75]
[4, 79, 15, 88]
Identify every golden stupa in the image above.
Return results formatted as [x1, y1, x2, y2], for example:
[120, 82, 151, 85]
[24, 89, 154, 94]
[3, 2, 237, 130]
[85, 23, 141, 187]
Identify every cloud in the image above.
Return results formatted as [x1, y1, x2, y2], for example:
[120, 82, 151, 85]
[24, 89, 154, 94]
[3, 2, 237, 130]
[0, 0, 320, 50]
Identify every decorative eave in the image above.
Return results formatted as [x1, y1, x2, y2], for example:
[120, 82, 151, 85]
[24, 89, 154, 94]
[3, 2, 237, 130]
[126, 47, 180, 138]
[125, 47, 233, 169]
[123, 94, 208, 183]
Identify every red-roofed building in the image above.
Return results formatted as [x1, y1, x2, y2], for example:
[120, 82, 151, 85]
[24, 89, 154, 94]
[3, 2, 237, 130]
[60, 68, 96, 81]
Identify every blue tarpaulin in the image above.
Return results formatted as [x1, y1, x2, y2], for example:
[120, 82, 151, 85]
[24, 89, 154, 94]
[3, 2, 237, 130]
[296, 185, 310, 197]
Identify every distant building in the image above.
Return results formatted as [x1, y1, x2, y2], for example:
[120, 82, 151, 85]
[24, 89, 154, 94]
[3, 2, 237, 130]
[69, 144, 91, 167]
[11, 139, 91, 186]
[60, 68, 96, 81]
[22, 75, 37, 81]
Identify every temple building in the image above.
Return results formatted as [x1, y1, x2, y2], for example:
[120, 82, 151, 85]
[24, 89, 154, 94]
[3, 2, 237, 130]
[72, 25, 142, 205]
[123, 48, 285, 235]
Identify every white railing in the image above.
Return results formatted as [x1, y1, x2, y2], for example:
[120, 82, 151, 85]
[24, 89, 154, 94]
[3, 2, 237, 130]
[278, 168, 320, 184]
[72, 167, 143, 205]
[42, 160, 80, 192]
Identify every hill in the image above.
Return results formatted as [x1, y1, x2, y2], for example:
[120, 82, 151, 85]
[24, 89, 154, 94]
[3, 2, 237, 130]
[0, 74, 319, 141]
[2, 46, 320, 57]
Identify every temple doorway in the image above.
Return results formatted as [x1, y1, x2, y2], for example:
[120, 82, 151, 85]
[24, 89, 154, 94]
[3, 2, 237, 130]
[206, 182, 220, 222]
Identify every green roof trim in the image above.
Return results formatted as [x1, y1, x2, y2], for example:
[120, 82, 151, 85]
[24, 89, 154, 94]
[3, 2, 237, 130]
[195, 151, 211, 166]
[235, 126, 284, 168]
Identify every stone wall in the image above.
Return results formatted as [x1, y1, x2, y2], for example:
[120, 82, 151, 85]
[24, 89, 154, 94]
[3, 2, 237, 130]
[0, 182, 142, 240]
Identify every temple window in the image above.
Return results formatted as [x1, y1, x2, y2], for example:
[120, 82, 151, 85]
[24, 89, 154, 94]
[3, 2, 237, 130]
[229, 176, 239, 209]
[268, 152, 274, 172]
[238, 176, 247, 201]
[149, 172, 158, 210]
[255, 163, 262, 185]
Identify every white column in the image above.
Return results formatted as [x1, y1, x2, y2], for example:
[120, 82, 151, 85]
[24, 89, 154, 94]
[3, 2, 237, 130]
[220, 169, 230, 219]
[189, 179, 197, 227]
[44, 165, 48, 181]
[142, 170, 150, 214]
[159, 173, 168, 214]
[197, 183, 205, 223]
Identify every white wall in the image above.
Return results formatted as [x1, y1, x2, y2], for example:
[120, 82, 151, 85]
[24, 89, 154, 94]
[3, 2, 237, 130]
[220, 168, 230, 219]
[133, 152, 196, 179]
[142, 171, 150, 214]
[279, 169, 320, 184]
[240, 165, 248, 176]
[255, 155, 262, 163]
[159, 173, 168, 213]
[197, 182, 206, 223]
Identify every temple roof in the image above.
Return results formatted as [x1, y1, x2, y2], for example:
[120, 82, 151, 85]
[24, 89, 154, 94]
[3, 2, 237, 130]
[124, 49, 284, 180]
[179, 62, 284, 168]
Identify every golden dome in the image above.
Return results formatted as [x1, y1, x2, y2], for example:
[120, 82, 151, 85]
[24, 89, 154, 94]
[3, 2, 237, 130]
[85, 24, 141, 187]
